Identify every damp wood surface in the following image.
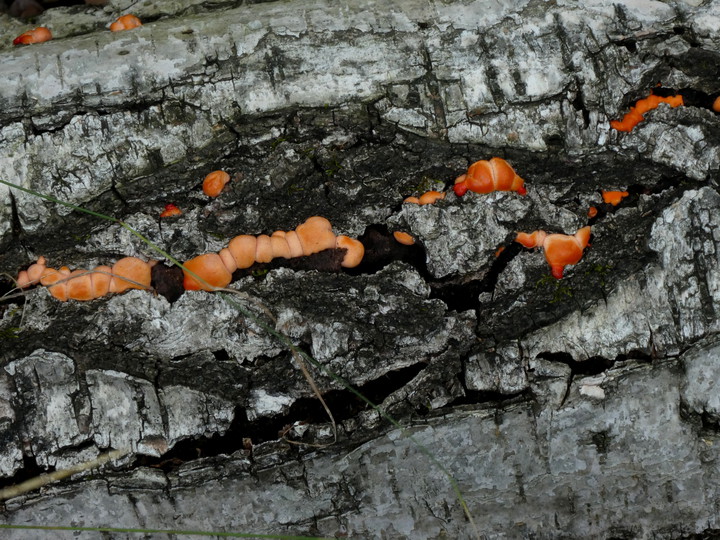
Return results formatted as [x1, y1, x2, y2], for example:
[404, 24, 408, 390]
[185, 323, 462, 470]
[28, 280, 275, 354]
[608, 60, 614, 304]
[1, 0, 720, 538]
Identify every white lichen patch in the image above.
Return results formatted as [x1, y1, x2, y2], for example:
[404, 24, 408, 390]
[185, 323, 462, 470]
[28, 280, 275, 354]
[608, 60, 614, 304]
[579, 382, 606, 400]
[86, 369, 165, 456]
[4, 350, 88, 469]
[247, 389, 295, 421]
[161, 386, 235, 447]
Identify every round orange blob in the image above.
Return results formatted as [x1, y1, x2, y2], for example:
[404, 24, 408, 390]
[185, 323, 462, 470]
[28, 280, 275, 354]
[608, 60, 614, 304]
[336, 236, 365, 268]
[202, 170, 231, 197]
[182, 253, 232, 291]
[463, 158, 526, 195]
[109, 257, 152, 293]
[418, 191, 446, 205]
[713, 96, 720, 113]
[66, 270, 95, 301]
[110, 14, 142, 32]
[295, 216, 336, 255]
[393, 231, 415, 246]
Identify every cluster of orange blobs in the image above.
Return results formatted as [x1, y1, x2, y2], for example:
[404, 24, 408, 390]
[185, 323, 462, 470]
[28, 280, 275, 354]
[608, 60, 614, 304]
[396, 157, 594, 279]
[183, 217, 364, 291]
[610, 93, 684, 132]
[16, 256, 152, 302]
[16, 152, 603, 303]
[397, 157, 529, 247]
[12, 14, 141, 45]
[16, 217, 364, 301]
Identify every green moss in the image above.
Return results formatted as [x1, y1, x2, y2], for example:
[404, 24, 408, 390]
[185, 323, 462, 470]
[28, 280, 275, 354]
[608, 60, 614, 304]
[286, 183, 306, 195]
[270, 136, 287, 150]
[72, 233, 92, 243]
[412, 175, 443, 194]
[251, 268, 269, 279]
[535, 274, 574, 304]
[323, 156, 344, 177]
[584, 263, 613, 287]
[0, 327, 21, 340]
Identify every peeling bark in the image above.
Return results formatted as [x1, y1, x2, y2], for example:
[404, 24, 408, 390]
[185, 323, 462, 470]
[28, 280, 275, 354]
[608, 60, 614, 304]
[1, 0, 720, 538]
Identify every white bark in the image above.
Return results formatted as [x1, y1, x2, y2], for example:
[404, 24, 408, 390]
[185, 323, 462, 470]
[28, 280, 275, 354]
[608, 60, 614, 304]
[1, 0, 720, 537]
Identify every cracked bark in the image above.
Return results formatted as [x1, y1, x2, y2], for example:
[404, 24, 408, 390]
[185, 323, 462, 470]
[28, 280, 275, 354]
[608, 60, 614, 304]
[1, 0, 720, 538]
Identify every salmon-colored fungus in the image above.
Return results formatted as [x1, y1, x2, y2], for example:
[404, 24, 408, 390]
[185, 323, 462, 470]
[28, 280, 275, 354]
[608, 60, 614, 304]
[13, 26, 52, 45]
[453, 158, 527, 197]
[610, 93, 684, 132]
[182, 216, 364, 291]
[16, 256, 153, 301]
[393, 231, 415, 246]
[403, 190, 446, 206]
[515, 227, 591, 279]
[601, 190, 629, 206]
[160, 203, 182, 218]
[202, 170, 231, 197]
[110, 14, 142, 32]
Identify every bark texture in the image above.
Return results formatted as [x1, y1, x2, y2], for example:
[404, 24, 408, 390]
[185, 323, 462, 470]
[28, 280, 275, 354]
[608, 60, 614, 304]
[1, 0, 720, 538]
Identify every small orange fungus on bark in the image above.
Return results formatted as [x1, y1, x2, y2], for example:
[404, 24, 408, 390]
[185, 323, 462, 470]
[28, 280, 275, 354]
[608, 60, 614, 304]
[160, 203, 182, 217]
[202, 170, 231, 197]
[713, 96, 720, 113]
[587, 206, 598, 218]
[418, 191, 445, 205]
[403, 191, 445, 205]
[110, 14, 142, 32]
[182, 217, 365, 291]
[336, 235, 365, 268]
[601, 190, 629, 206]
[453, 158, 526, 197]
[515, 227, 591, 279]
[17, 256, 152, 301]
[393, 231, 415, 246]
[13, 27, 52, 45]
[610, 93, 684, 132]
[182, 253, 233, 291]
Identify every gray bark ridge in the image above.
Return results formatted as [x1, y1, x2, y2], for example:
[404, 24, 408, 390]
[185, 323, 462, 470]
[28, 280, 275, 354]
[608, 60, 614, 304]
[1, 0, 720, 538]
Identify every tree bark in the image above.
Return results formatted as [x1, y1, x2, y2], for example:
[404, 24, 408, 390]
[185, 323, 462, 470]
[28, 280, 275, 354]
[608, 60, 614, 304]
[1, 0, 720, 538]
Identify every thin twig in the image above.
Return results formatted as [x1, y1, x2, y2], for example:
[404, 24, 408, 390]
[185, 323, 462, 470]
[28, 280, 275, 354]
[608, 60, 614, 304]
[0, 449, 129, 501]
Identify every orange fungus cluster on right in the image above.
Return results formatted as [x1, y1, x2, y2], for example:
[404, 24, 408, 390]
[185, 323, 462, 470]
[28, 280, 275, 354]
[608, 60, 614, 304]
[515, 227, 591, 279]
[610, 93, 684, 132]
